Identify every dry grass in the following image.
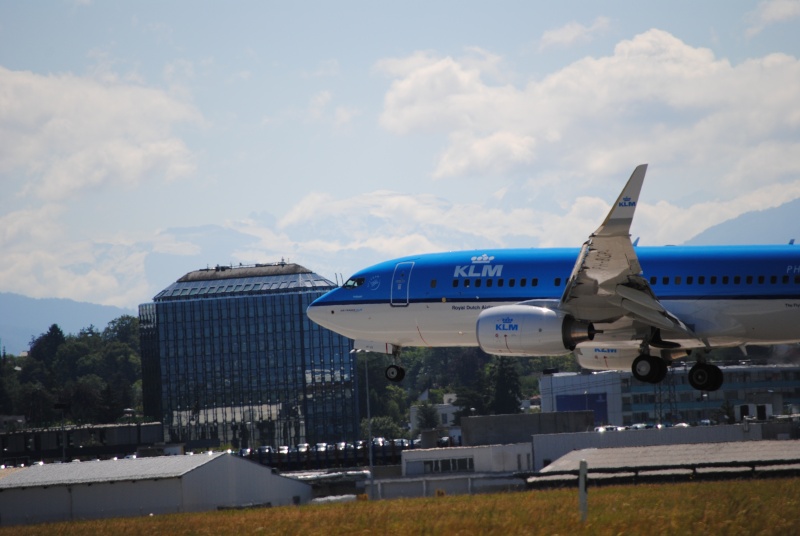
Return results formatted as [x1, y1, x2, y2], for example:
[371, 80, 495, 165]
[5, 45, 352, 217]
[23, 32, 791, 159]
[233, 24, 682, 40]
[2, 477, 799, 535]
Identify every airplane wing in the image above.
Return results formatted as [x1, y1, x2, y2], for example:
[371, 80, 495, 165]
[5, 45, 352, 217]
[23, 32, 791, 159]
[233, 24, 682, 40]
[559, 164, 700, 342]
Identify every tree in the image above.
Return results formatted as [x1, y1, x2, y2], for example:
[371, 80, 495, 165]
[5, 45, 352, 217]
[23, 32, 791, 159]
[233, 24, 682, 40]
[414, 400, 440, 432]
[360, 416, 405, 441]
[488, 357, 523, 415]
[103, 316, 140, 354]
[29, 324, 66, 367]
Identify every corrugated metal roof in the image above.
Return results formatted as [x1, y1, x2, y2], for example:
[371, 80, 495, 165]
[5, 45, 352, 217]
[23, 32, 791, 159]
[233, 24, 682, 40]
[0, 453, 227, 490]
[541, 439, 800, 472]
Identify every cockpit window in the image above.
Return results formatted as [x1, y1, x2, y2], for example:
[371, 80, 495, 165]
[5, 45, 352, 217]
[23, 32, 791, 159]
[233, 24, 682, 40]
[343, 277, 365, 289]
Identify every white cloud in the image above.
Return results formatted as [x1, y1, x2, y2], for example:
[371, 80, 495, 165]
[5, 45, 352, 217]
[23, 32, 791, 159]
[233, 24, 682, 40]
[375, 29, 800, 205]
[433, 131, 536, 178]
[637, 179, 800, 245]
[0, 66, 201, 200]
[745, 0, 800, 37]
[306, 59, 340, 78]
[539, 16, 611, 51]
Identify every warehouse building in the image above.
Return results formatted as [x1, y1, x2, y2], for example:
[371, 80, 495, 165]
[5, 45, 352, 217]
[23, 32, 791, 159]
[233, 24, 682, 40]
[139, 262, 356, 450]
[0, 452, 312, 526]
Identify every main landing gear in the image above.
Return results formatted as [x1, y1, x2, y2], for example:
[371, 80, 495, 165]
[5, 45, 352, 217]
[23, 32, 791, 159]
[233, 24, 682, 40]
[630, 354, 723, 391]
[687, 362, 723, 391]
[631, 354, 668, 384]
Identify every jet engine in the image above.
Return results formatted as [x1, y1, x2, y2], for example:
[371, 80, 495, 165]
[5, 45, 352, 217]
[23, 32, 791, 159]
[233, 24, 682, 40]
[476, 304, 594, 356]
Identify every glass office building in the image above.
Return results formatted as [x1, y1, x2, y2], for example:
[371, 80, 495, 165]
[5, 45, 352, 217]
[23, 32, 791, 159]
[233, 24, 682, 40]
[139, 263, 357, 449]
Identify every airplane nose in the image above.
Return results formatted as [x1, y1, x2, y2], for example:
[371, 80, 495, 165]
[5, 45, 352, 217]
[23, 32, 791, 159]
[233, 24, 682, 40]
[306, 299, 331, 329]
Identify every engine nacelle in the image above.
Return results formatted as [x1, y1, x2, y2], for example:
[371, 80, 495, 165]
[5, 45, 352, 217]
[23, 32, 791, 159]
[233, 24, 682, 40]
[476, 305, 594, 357]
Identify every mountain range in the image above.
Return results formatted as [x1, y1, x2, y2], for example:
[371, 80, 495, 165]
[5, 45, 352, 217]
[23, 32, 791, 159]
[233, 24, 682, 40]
[0, 293, 135, 356]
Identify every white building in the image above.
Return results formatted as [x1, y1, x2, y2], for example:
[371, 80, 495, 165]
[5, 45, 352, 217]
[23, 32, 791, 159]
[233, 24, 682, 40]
[0, 452, 312, 526]
[409, 393, 462, 439]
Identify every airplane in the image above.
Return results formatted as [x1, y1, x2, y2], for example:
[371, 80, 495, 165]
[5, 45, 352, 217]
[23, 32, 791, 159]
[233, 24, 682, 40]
[306, 164, 800, 391]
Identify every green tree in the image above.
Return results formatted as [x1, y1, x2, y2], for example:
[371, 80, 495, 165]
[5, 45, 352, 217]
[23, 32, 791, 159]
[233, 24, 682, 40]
[360, 416, 405, 441]
[489, 356, 522, 415]
[103, 315, 140, 354]
[414, 400, 440, 432]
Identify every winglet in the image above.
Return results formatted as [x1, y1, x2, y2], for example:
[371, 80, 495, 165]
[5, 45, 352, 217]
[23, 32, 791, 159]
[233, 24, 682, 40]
[593, 164, 647, 238]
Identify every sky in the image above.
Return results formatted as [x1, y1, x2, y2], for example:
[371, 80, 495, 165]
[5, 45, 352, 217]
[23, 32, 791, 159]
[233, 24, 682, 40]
[1, 1, 800, 310]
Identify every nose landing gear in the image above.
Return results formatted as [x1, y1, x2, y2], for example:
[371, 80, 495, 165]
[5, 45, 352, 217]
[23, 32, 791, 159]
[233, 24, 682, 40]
[385, 364, 406, 382]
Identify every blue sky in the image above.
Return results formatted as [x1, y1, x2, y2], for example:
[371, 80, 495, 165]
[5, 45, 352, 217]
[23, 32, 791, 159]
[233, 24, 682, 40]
[1, 1, 799, 308]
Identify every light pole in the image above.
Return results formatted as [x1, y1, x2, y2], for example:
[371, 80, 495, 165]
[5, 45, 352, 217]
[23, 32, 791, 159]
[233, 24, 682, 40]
[352, 348, 373, 498]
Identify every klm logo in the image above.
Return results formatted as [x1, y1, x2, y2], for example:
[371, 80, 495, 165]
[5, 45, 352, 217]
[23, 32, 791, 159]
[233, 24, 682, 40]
[618, 196, 636, 208]
[496, 317, 518, 331]
[454, 253, 503, 278]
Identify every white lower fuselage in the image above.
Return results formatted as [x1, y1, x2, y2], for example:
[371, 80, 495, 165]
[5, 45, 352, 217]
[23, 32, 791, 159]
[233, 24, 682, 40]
[314, 297, 800, 352]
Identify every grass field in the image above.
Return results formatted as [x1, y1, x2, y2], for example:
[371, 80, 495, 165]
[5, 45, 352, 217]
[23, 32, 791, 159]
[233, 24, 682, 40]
[2, 477, 799, 535]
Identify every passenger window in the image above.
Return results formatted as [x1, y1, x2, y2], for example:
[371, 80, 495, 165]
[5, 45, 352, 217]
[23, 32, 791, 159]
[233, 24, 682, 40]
[452, 280, 458, 288]
[554, 277, 561, 286]
[770, 275, 777, 284]
[795, 275, 800, 284]
[531, 278, 538, 287]
[698, 276, 705, 285]
[686, 276, 693, 285]
[734, 276, 741, 284]
[710, 276, 717, 284]
[746, 276, 753, 284]
[509, 279, 516, 287]
[497, 279, 504, 287]
[431, 280, 437, 288]
[783, 275, 790, 284]
[675, 276, 681, 285]
[464, 279, 471, 288]
[486, 279, 493, 288]
[650, 276, 657, 285]
[520, 278, 527, 287]
[475, 279, 482, 288]
[722, 276, 729, 284]
[662, 277, 669, 285]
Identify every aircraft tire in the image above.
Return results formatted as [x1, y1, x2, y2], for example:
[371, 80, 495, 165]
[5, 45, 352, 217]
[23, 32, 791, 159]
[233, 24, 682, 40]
[707, 364, 724, 391]
[385, 365, 405, 382]
[688, 363, 723, 391]
[632, 355, 667, 384]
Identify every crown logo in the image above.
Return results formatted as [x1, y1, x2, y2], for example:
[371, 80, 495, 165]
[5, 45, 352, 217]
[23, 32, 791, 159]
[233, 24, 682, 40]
[471, 254, 495, 264]
[501, 317, 513, 323]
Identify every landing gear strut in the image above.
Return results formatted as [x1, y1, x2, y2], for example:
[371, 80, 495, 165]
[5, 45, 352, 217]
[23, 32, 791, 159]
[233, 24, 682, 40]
[631, 354, 668, 384]
[688, 362, 723, 391]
